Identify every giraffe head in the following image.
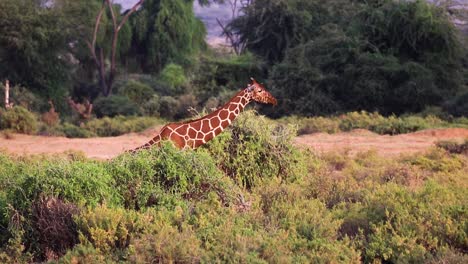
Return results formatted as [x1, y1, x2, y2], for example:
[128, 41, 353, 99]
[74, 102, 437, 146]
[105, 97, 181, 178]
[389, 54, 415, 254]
[247, 78, 277, 106]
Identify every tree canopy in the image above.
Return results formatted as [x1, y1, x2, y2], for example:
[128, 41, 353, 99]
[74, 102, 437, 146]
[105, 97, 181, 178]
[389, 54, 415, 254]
[230, 0, 467, 116]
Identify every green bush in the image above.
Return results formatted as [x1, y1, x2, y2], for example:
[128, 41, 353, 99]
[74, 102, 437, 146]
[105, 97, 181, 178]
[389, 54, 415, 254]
[142, 94, 161, 116]
[57, 244, 106, 264]
[289, 111, 467, 136]
[158, 96, 180, 120]
[0, 85, 45, 112]
[444, 91, 468, 117]
[84, 116, 160, 137]
[0, 106, 37, 134]
[357, 182, 467, 263]
[0, 108, 467, 262]
[7, 158, 121, 213]
[121, 80, 154, 105]
[75, 205, 145, 254]
[60, 122, 96, 138]
[108, 142, 242, 210]
[205, 110, 308, 188]
[93, 96, 140, 118]
[159, 63, 187, 92]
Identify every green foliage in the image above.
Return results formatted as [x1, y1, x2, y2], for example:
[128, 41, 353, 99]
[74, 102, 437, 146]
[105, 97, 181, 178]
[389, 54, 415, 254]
[159, 63, 187, 91]
[83, 116, 161, 137]
[93, 95, 140, 118]
[9, 159, 121, 211]
[444, 91, 468, 117]
[357, 182, 467, 263]
[158, 96, 180, 120]
[1, 111, 467, 262]
[192, 53, 265, 102]
[234, 0, 466, 116]
[120, 80, 154, 106]
[58, 244, 107, 264]
[75, 205, 145, 255]
[108, 142, 241, 210]
[0, 106, 38, 134]
[0, 84, 45, 112]
[128, 0, 206, 72]
[285, 111, 468, 136]
[60, 122, 97, 138]
[0, 0, 71, 100]
[205, 110, 308, 188]
[141, 94, 161, 117]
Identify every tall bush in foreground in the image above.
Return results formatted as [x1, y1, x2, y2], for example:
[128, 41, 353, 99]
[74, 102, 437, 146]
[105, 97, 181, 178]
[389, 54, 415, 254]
[108, 142, 242, 210]
[205, 110, 308, 188]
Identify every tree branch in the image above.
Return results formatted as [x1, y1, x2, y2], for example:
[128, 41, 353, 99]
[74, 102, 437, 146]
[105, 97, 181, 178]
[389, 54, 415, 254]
[117, 0, 145, 32]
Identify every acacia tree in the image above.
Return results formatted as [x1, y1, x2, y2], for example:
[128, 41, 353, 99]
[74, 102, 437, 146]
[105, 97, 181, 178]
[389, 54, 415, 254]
[0, 0, 71, 100]
[126, 0, 208, 73]
[86, 0, 144, 96]
[215, 0, 253, 54]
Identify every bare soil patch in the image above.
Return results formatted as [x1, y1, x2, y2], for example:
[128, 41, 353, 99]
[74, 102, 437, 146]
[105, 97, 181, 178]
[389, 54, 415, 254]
[0, 127, 467, 159]
[295, 128, 468, 156]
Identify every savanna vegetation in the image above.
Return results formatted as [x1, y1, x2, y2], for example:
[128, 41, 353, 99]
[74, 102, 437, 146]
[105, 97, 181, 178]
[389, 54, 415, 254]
[0, 0, 467, 262]
[0, 0, 466, 137]
[0, 111, 467, 262]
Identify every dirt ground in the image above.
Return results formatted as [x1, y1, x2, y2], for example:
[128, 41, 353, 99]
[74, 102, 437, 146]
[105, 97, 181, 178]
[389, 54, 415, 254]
[0, 127, 467, 160]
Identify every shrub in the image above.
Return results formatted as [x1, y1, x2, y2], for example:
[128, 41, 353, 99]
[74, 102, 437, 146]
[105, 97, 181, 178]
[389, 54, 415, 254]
[357, 182, 467, 263]
[175, 93, 198, 119]
[9, 158, 121, 212]
[31, 196, 80, 260]
[296, 116, 341, 135]
[404, 148, 465, 173]
[60, 122, 96, 138]
[41, 104, 60, 127]
[159, 63, 187, 92]
[0, 84, 45, 112]
[142, 94, 161, 116]
[75, 205, 144, 255]
[58, 244, 107, 264]
[121, 80, 154, 105]
[444, 91, 468, 117]
[0, 106, 38, 134]
[436, 139, 468, 155]
[130, 221, 203, 263]
[289, 111, 467, 136]
[205, 110, 308, 188]
[93, 96, 140, 118]
[108, 142, 241, 210]
[158, 96, 180, 120]
[84, 116, 160, 137]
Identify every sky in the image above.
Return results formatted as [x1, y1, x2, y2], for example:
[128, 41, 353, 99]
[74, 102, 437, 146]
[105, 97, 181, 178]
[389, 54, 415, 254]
[114, 0, 233, 45]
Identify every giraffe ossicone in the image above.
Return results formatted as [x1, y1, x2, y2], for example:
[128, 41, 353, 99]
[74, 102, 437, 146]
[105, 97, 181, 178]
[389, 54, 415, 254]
[128, 78, 277, 152]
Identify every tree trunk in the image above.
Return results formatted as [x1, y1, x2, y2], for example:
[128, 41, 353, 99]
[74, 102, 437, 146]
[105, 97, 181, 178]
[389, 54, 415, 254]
[87, 0, 145, 97]
[4, 80, 12, 109]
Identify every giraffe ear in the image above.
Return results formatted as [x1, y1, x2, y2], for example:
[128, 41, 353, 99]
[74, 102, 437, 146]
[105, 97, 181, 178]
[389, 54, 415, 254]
[250, 77, 259, 85]
[246, 83, 254, 92]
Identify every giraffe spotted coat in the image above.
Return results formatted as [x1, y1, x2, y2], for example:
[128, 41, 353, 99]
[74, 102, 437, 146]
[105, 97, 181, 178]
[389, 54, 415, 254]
[129, 78, 277, 152]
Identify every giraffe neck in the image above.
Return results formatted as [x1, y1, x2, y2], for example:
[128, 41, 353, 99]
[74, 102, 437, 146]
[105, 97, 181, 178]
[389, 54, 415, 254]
[209, 89, 252, 133]
[130, 88, 253, 152]
[175, 88, 252, 148]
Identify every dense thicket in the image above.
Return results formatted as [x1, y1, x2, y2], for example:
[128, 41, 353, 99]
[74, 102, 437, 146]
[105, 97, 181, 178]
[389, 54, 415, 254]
[126, 0, 207, 73]
[0, 111, 466, 262]
[0, 0, 71, 101]
[230, 0, 468, 116]
[0, 0, 466, 127]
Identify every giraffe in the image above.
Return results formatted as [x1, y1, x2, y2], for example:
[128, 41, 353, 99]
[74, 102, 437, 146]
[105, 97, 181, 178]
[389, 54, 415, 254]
[129, 78, 277, 152]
